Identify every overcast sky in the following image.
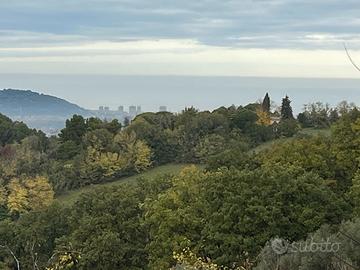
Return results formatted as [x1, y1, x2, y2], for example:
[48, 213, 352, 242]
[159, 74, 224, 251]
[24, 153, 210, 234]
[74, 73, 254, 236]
[1, 0, 360, 78]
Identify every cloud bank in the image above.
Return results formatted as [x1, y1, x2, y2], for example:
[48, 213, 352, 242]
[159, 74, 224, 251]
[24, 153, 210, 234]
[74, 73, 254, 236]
[1, 0, 360, 77]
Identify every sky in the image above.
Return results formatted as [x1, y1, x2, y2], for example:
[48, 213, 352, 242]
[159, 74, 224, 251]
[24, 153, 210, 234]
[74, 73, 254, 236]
[1, 0, 360, 78]
[1, 0, 360, 111]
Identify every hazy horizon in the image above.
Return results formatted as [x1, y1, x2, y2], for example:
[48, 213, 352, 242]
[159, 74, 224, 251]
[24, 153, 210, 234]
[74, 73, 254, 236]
[1, 74, 359, 114]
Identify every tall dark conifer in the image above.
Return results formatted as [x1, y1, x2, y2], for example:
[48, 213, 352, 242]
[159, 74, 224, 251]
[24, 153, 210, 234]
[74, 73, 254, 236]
[280, 95, 294, 119]
[262, 93, 271, 113]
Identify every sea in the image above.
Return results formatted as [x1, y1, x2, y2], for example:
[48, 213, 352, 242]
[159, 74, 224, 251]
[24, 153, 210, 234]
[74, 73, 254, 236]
[1, 74, 359, 113]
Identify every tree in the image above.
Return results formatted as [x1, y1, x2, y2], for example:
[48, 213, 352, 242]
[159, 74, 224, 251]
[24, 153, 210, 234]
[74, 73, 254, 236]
[83, 128, 113, 151]
[331, 111, 360, 190]
[261, 93, 271, 113]
[0, 114, 35, 146]
[105, 119, 122, 134]
[300, 102, 331, 128]
[133, 140, 152, 172]
[297, 111, 312, 128]
[144, 165, 349, 268]
[256, 219, 360, 270]
[0, 186, 6, 207]
[350, 171, 360, 216]
[276, 119, 299, 137]
[144, 166, 206, 269]
[231, 108, 257, 130]
[7, 178, 29, 214]
[280, 95, 294, 119]
[81, 146, 128, 183]
[195, 134, 227, 163]
[24, 176, 54, 211]
[59, 185, 148, 269]
[56, 140, 81, 160]
[80, 131, 152, 183]
[256, 109, 271, 126]
[59, 115, 87, 144]
[7, 176, 54, 214]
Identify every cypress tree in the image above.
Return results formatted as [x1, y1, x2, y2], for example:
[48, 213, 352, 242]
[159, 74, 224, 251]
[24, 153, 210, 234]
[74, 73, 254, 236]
[262, 92, 271, 113]
[281, 95, 294, 119]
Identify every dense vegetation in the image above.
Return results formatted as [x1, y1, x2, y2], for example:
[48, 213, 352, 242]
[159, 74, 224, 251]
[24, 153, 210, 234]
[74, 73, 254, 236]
[0, 94, 359, 269]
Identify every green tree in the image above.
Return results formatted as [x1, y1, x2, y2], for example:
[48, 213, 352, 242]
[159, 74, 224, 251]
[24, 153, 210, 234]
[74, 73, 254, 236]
[145, 165, 349, 268]
[331, 110, 360, 190]
[350, 170, 360, 216]
[276, 118, 299, 137]
[280, 95, 294, 119]
[194, 134, 227, 163]
[60, 185, 148, 269]
[231, 108, 258, 130]
[59, 115, 87, 144]
[56, 140, 81, 160]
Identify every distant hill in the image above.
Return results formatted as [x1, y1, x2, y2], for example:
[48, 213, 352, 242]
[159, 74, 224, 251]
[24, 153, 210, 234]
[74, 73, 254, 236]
[0, 89, 88, 116]
[0, 89, 92, 134]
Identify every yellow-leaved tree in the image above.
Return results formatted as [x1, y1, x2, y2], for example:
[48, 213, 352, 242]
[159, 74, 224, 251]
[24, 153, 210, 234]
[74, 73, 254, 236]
[7, 178, 29, 214]
[7, 176, 54, 214]
[82, 146, 129, 178]
[256, 108, 271, 126]
[115, 131, 152, 172]
[134, 140, 152, 172]
[81, 130, 152, 180]
[24, 176, 55, 211]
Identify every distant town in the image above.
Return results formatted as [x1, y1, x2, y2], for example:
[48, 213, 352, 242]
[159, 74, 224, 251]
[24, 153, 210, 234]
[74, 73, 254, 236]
[91, 105, 168, 122]
[0, 88, 171, 136]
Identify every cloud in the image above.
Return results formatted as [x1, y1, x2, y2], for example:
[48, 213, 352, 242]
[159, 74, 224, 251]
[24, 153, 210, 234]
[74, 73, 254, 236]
[0, 39, 359, 78]
[1, 0, 360, 49]
[1, 0, 360, 78]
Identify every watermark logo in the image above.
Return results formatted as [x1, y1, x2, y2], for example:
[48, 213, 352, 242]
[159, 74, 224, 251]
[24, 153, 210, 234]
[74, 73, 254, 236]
[271, 238, 289, 255]
[271, 237, 340, 255]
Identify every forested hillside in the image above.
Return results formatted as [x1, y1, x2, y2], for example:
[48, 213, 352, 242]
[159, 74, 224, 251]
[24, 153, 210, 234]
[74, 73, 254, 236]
[0, 89, 91, 133]
[0, 89, 88, 117]
[0, 94, 359, 269]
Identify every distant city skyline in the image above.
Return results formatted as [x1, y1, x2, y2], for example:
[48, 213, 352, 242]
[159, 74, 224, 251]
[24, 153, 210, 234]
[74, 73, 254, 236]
[96, 105, 167, 113]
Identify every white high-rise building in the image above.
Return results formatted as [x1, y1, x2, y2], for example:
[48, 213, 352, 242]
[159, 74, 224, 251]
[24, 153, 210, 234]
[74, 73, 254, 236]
[129, 105, 137, 115]
[159, 106, 167, 112]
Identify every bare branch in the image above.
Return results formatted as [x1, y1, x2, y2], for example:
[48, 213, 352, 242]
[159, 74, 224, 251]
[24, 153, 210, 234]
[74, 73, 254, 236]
[29, 242, 40, 270]
[339, 230, 360, 246]
[333, 254, 359, 270]
[344, 43, 360, 72]
[0, 245, 20, 270]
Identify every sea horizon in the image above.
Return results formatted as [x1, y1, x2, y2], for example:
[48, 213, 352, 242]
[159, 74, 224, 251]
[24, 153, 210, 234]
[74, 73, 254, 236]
[1, 74, 359, 114]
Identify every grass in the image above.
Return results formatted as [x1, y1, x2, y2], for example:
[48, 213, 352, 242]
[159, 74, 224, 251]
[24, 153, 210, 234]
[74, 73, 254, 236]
[57, 163, 200, 205]
[251, 127, 331, 153]
[298, 127, 331, 137]
[250, 137, 293, 153]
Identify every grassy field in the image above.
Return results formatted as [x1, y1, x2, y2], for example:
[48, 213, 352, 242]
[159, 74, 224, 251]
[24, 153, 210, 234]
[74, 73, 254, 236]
[298, 127, 331, 136]
[57, 163, 200, 204]
[251, 127, 331, 153]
